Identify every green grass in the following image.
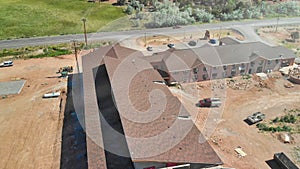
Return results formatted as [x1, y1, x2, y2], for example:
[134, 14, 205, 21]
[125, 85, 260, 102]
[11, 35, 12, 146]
[0, 0, 125, 40]
[0, 41, 113, 61]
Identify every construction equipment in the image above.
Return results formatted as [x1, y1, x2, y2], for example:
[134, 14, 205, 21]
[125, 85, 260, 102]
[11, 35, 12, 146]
[61, 71, 68, 78]
[58, 66, 73, 73]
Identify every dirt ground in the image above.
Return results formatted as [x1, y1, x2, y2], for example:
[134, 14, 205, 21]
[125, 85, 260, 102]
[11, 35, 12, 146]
[257, 25, 300, 57]
[0, 55, 75, 169]
[136, 29, 244, 47]
[170, 73, 300, 169]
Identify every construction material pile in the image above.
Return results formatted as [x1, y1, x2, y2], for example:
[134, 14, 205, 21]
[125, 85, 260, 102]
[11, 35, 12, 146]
[226, 77, 253, 90]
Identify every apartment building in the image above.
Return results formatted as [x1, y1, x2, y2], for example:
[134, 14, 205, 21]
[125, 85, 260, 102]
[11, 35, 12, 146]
[143, 40, 296, 83]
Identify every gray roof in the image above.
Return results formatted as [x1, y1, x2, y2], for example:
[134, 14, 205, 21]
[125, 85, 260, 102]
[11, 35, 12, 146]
[215, 42, 296, 65]
[148, 42, 296, 69]
[219, 37, 241, 45]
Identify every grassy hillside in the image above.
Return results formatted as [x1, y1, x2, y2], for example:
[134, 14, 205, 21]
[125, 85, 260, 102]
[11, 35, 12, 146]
[0, 0, 125, 40]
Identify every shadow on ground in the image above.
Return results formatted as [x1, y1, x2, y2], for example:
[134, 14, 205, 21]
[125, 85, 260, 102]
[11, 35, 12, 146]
[60, 74, 88, 169]
[265, 159, 281, 169]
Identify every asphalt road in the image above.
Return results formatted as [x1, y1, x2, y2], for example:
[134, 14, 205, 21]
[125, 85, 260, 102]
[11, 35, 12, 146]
[0, 17, 300, 49]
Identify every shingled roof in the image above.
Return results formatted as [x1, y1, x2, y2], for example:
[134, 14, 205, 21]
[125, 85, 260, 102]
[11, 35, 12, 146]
[142, 42, 296, 71]
[82, 44, 222, 168]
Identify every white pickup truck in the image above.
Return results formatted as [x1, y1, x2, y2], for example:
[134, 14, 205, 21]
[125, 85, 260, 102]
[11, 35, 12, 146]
[0, 61, 13, 67]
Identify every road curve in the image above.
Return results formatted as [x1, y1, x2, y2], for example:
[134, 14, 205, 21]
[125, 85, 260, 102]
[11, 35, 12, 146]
[0, 17, 299, 49]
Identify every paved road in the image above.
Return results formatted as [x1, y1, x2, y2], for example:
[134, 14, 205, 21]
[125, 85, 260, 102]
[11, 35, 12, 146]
[0, 17, 299, 49]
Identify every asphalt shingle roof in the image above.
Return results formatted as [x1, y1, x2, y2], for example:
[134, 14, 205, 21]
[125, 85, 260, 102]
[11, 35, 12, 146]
[82, 44, 222, 166]
[143, 42, 296, 70]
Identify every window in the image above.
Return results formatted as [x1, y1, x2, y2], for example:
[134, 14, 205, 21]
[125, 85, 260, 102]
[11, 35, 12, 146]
[202, 74, 207, 80]
[183, 76, 188, 82]
[193, 68, 199, 74]
[275, 59, 279, 64]
[259, 60, 264, 65]
[267, 60, 271, 65]
[231, 65, 236, 71]
[231, 71, 236, 76]
[240, 69, 245, 74]
[203, 67, 207, 72]
[212, 73, 218, 78]
[250, 61, 255, 67]
[281, 60, 289, 67]
[223, 72, 227, 77]
[256, 66, 263, 73]
[239, 63, 246, 71]
[213, 67, 217, 70]
[194, 74, 198, 80]
[223, 65, 227, 70]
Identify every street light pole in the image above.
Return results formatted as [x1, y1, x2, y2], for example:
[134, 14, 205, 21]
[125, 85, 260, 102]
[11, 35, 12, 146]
[81, 18, 88, 46]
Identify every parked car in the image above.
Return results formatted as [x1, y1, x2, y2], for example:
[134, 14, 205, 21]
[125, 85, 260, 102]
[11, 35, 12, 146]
[209, 39, 217, 44]
[0, 60, 13, 67]
[167, 43, 175, 48]
[247, 112, 265, 124]
[146, 46, 153, 51]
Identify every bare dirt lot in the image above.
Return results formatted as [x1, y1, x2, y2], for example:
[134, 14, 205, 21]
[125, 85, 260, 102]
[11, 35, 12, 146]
[0, 55, 75, 169]
[257, 25, 300, 57]
[136, 29, 245, 47]
[170, 73, 300, 169]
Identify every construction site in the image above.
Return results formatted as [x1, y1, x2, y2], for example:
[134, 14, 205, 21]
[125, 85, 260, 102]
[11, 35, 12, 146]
[0, 26, 300, 169]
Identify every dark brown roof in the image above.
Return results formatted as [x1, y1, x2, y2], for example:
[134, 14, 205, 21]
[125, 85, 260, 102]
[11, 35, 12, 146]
[82, 47, 112, 169]
[102, 45, 222, 164]
[81, 44, 222, 166]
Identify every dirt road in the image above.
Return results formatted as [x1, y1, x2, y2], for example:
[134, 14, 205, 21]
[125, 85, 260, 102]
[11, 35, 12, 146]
[0, 55, 75, 169]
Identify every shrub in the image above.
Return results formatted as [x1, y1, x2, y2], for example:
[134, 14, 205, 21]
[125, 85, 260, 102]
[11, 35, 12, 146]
[273, 117, 279, 123]
[193, 8, 214, 23]
[124, 5, 134, 15]
[147, 0, 195, 28]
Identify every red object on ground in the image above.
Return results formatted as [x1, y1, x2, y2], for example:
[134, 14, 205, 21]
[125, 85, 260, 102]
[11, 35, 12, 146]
[166, 163, 178, 167]
[144, 166, 155, 169]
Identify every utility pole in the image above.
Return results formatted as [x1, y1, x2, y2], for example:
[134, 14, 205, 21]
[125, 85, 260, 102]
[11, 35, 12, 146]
[275, 16, 279, 32]
[72, 40, 79, 71]
[144, 32, 147, 47]
[81, 18, 88, 46]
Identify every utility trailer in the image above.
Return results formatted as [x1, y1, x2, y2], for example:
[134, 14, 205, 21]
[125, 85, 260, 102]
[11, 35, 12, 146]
[274, 152, 299, 169]
[0, 60, 13, 67]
